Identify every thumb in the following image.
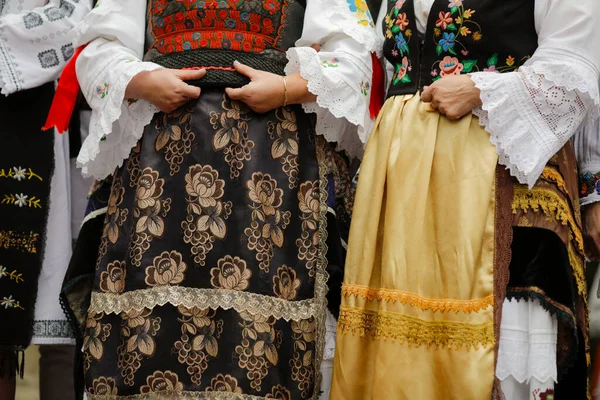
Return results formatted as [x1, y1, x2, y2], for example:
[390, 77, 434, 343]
[233, 61, 258, 79]
[174, 68, 206, 81]
[225, 86, 246, 101]
[421, 86, 433, 103]
[311, 44, 321, 52]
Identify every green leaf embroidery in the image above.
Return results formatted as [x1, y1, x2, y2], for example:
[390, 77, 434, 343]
[400, 74, 411, 83]
[487, 53, 498, 67]
[392, 77, 400, 85]
[450, 6, 458, 14]
[392, 25, 400, 34]
[432, 76, 441, 82]
[447, 23, 457, 31]
[436, 45, 443, 56]
[462, 59, 478, 73]
[449, 47, 457, 56]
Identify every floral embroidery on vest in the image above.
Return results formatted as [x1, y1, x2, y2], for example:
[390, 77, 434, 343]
[384, 0, 413, 85]
[148, 0, 290, 56]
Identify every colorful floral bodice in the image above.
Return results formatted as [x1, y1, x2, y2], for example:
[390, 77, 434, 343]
[144, 0, 305, 86]
[382, 0, 537, 97]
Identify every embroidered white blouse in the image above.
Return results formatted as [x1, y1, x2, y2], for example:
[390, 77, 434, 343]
[377, 0, 600, 192]
[0, 0, 91, 95]
[74, 0, 380, 180]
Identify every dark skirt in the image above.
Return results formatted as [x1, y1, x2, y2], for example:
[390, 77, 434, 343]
[71, 89, 350, 399]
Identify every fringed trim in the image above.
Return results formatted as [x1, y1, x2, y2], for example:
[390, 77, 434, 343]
[337, 306, 494, 349]
[341, 284, 493, 314]
[0, 346, 25, 379]
[512, 186, 586, 296]
[541, 166, 570, 198]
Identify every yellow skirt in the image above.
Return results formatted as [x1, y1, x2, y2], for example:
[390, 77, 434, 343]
[331, 94, 500, 399]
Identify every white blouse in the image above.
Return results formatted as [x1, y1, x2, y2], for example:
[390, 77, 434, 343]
[0, 0, 91, 95]
[377, 0, 600, 191]
[74, 0, 380, 180]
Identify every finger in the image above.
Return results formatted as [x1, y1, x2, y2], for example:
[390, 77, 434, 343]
[225, 86, 247, 100]
[311, 44, 321, 52]
[233, 61, 257, 80]
[178, 83, 201, 99]
[174, 68, 207, 81]
[421, 86, 433, 103]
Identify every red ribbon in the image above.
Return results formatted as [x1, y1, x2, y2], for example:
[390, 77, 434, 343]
[43, 45, 86, 133]
[369, 52, 385, 119]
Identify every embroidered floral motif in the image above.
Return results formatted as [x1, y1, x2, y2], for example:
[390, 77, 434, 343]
[155, 106, 196, 176]
[210, 96, 255, 179]
[99, 261, 126, 294]
[290, 318, 316, 396]
[96, 82, 109, 98]
[148, 0, 289, 55]
[173, 305, 223, 385]
[204, 374, 243, 393]
[360, 81, 371, 95]
[273, 265, 301, 300]
[0, 295, 24, 310]
[428, 2, 527, 80]
[267, 107, 299, 189]
[244, 173, 291, 272]
[145, 250, 188, 287]
[97, 177, 128, 269]
[210, 255, 252, 291]
[83, 311, 112, 373]
[296, 181, 320, 277]
[580, 171, 600, 197]
[0, 266, 24, 283]
[182, 165, 232, 266]
[130, 168, 171, 267]
[346, 0, 374, 27]
[235, 311, 282, 392]
[533, 388, 554, 400]
[87, 377, 118, 396]
[140, 370, 184, 395]
[0, 167, 42, 181]
[1, 193, 41, 208]
[117, 308, 162, 386]
[385, 3, 413, 85]
[321, 58, 340, 68]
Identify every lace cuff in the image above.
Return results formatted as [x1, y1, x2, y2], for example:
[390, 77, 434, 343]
[471, 59, 599, 188]
[77, 60, 162, 179]
[285, 46, 372, 159]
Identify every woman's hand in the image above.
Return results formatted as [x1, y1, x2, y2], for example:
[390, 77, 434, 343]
[421, 74, 482, 120]
[125, 68, 206, 114]
[225, 61, 316, 113]
[584, 202, 600, 260]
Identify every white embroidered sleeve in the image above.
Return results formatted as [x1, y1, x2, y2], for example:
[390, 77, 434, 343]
[574, 120, 600, 206]
[470, 0, 600, 188]
[75, 0, 163, 179]
[0, 0, 92, 95]
[284, 0, 381, 159]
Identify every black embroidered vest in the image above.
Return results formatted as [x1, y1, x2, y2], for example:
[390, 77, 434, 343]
[144, 0, 305, 87]
[383, 0, 537, 97]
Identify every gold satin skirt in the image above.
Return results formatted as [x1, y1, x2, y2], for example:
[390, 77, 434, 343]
[331, 94, 500, 399]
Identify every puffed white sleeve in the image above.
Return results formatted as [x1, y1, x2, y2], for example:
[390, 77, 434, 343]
[469, 0, 600, 188]
[0, 0, 92, 95]
[574, 119, 600, 206]
[284, 0, 381, 159]
[75, 0, 164, 180]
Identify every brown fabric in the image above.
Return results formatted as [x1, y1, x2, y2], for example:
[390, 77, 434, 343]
[491, 166, 514, 400]
[39, 345, 76, 400]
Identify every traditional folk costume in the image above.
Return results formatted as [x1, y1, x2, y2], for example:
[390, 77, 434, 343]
[64, 0, 378, 397]
[331, 0, 600, 399]
[0, 0, 91, 374]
